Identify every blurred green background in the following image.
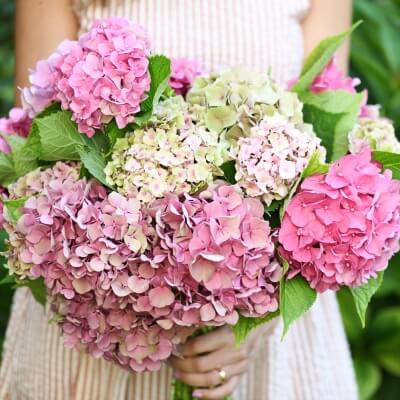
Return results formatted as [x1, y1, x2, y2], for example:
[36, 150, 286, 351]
[0, 0, 399, 399]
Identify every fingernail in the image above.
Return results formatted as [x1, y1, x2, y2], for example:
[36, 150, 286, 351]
[192, 390, 203, 398]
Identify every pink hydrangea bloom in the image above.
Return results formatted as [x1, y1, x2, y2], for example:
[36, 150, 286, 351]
[279, 149, 400, 292]
[151, 183, 281, 323]
[0, 107, 32, 137]
[170, 58, 203, 96]
[21, 18, 151, 136]
[310, 58, 360, 94]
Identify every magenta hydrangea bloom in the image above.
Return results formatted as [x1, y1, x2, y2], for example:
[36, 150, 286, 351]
[169, 58, 203, 96]
[0, 107, 32, 137]
[151, 183, 281, 323]
[21, 18, 151, 137]
[279, 149, 400, 292]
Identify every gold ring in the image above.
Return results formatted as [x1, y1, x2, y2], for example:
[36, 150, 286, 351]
[218, 368, 227, 383]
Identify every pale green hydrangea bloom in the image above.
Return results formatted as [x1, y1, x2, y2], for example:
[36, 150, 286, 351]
[187, 66, 305, 156]
[349, 116, 400, 154]
[105, 97, 223, 204]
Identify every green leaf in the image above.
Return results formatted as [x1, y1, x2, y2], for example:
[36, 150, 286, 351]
[300, 90, 363, 161]
[35, 110, 86, 161]
[11, 131, 41, 178]
[233, 311, 279, 346]
[24, 278, 47, 306]
[264, 200, 282, 213]
[136, 55, 171, 124]
[105, 119, 126, 153]
[3, 197, 28, 224]
[353, 358, 381, 400]
[0, 229, 8, 252]
[0, 152, 16, 186]
[0, 274, 15, 285]
[220, 160, 236, 184]
[350, 272, 384, 327]
[372, 151, 400, 180]
[292, 21, 363, 93]
[301, 151, 329, 178]
[280, 275, 317, 338]
[76, 145, 110, 188]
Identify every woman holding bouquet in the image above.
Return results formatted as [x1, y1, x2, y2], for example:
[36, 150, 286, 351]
[0, 0, 357, 399]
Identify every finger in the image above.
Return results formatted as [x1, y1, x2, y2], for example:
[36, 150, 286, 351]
[181, 326, 235, 356]
[192, 376, 240, 400]
[170, 347, 246, 373]
[174, 360, 247, 388]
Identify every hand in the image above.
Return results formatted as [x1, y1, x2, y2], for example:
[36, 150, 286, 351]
[169, 326, 249, 399]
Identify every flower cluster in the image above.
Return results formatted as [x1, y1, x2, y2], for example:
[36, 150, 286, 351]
[187, 67, 304, 152]
[0, 107, 32, 137]
[21, 18, 151, 136]
[169, 58, 203, 96]
[0, 107, 32, 154]
[152, 184, 281, 322]
[3, 161, 194, 371]
[349, 116, 400, 154]
[105, 97, 222, 204]
[235, 115, 322, 205]
[279, 150, 400, 292]
[310, 58, 360, 94]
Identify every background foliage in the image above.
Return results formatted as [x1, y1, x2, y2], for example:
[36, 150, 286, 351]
[0, 1, 399, 398]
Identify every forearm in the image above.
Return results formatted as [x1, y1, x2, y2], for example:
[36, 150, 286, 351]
[15, 0, 78, 104]
[302, 0, 353, 72]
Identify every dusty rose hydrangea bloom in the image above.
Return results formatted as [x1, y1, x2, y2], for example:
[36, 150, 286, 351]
[151, 183, 281, 323]
[3, 161, 193, 371]
[235, 114, 322, 205]
[279, 149, 400, 292]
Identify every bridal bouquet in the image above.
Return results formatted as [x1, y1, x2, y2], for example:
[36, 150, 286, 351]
[1, 17, 400, 400]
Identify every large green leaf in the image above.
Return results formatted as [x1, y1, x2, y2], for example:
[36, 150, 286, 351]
[350, 272, 384, 327]
[76, 145, 110, 188]
[24, 278, 47, 306]
[376, 253, 400, 297]
[292, 21, 363, 93]
[233, 311, 279, 346]
[135, 55, 171, 125]
[220, 160, 236, 184]
[300, 91, 363, 161]
[280, 274, 317, 337]
[0, 152, 16, 186]
[373, 151, 400, 180]
[35, 110, 86, 161]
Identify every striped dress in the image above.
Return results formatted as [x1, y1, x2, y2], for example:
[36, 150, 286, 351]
[0, 1, 358, 399]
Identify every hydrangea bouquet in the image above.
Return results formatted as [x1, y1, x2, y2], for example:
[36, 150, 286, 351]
[1, 18, 400, 400]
